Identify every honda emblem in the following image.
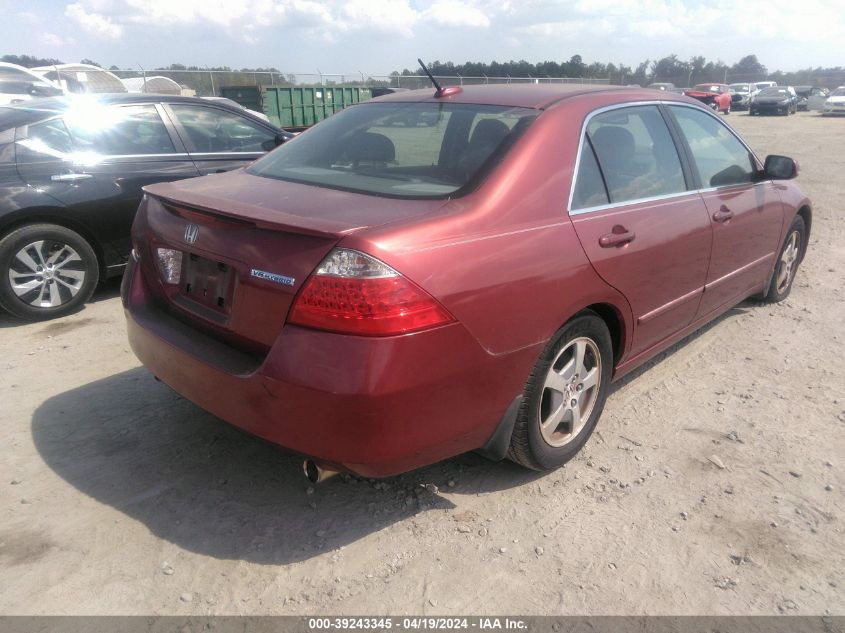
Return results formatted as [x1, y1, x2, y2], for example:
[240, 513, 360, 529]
[184, 223, 199, 245]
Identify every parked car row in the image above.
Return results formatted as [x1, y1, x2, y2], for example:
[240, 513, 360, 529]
[648, 80, 841, 116]
[0, 94, 293, 319]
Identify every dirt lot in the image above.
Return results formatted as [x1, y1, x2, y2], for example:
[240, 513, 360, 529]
[0, 111, 842, 616]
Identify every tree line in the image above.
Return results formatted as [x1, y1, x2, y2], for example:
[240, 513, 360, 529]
[4, 53, 844, 91]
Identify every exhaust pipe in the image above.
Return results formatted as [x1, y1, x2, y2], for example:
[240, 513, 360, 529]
[303, 459, 339, 484]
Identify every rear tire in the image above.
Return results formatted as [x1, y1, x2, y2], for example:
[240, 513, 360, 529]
[508, 312, 613, 471]
[0, 223, 99, 321]
[761, 216, 805, 303]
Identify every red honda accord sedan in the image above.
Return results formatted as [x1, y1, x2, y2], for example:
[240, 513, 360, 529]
[122, 84, 810, 480]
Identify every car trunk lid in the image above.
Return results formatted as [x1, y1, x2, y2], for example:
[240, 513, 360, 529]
[137, 171, 448, 353]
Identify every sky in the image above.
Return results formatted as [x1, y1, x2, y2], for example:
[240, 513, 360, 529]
[1, 0, 843, 76]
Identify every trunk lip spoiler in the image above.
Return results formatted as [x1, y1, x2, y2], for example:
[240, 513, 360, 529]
[146, 191, 364, 238]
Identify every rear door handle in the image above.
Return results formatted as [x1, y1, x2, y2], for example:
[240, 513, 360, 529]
[599, 228, 636, 248]
[713, 206, 734, 223]
[51, 173, 93, 182]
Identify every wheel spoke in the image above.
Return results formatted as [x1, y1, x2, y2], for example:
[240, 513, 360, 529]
[541, 401, 566, 434]
[545, 369, 570, 394]
[581, 367, 599, 392]
[46, 246, 71, 266]
[573, 340, 587, 377]
[57, 269, 85, 282]
[55, 277, 81, 296]
[12, 278, 42, 292]
[30, 241, 47, 267]
[14, 249, 40, 273]
[30, 282, 48, 306]
[54, 251, 82, 269]
[569, 403, 582, 434]
[47, 281, 61, 306]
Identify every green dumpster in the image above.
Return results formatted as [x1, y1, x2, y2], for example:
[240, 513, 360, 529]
[261, 86, 372, 130]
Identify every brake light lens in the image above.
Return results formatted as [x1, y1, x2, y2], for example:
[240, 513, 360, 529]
[289, 249, 454, 336]
[156, 248, 182, 284]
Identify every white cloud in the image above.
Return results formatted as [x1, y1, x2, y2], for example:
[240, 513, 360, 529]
[340, 0, 418, 37]
[65, 2, 123, 39]
[422, 1, 491, 28]
[123, 0, 251, 27]
[41, 32, 67, 47]
[33, 0, 845, 72]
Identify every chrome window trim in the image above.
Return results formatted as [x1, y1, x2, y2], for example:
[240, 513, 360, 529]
[569, 190, 701, 216]
[567, 100, 766, 216]
[97, 152, 192, 159]
[189, 151, 264, 157]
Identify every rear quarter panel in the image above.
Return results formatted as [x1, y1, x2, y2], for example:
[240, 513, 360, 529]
[341, 98, 634, 362]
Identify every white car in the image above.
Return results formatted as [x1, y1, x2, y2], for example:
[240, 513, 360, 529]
[823, 87, 845, 115]
[0, 62, 63, 105]
[202, 96, 270, 122]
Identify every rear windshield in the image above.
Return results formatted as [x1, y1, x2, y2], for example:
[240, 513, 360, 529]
[247, 102, 537, 199]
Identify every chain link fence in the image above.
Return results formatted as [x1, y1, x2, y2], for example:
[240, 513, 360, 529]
[109, 69, 611, 96]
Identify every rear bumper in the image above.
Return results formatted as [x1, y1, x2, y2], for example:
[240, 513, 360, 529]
[122, 254, 533, 477]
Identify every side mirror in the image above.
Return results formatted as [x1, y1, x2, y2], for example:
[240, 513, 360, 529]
[274, 133, 289, 147]
[763, 155, 799, 180]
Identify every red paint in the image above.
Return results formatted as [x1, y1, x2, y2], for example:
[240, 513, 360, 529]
[123, 85, 809, 477]
[684, 84, 732, 113]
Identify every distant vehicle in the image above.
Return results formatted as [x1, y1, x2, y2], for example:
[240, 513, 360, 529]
[728, 83, 753, 111]
[795, 86, 829, 111]
[752, 81, 778, 96]
[0, 94, 293, 319]
[370, 87, 411, 98]
[202, 96, 270, 122]
[750, 86, 798, 116]
[0, 62, 63, 105]
[647, 82, 675, 91]
[823, 87, 845, 116]
[684, 83, 732, 113]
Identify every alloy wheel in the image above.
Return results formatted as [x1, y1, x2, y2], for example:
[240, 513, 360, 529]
[776, 230, 800, 294]
[538, 337, 602, 447]
[8, 240, 86, 308]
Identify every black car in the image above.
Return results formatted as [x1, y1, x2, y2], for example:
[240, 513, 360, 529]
[749, 87, 798, 116]
[0, 94, 292, 320]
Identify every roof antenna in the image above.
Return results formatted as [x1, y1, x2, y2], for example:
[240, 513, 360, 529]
[417, 58, 443, 95]
[417, 58, 462, 98]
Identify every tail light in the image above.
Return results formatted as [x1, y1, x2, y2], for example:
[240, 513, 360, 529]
[156, 248, 182, 284]
[289, 248, 454, 336]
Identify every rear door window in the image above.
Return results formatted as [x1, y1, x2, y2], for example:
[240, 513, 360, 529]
[168, 105, 276, 153]
[668, 105, 756, 188]
[571, 140, 609, 210]
[15, 118, 76, 163]
[585, 105, 687, 204]
[64, 104, 176, 156]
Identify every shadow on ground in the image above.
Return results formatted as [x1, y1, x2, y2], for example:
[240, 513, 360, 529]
[31, 302, 750, 565]
[0, 277, 122, 329]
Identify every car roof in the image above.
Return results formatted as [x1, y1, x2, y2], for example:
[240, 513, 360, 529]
[0, 93, 282, 131]
[368, 83, 693, 109]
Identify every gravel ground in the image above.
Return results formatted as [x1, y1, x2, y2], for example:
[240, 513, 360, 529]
[0, 110, 842, 615]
